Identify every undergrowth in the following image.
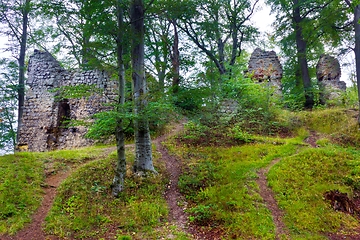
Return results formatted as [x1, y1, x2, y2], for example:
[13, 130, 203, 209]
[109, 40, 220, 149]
[173, 142, 299, 239]
[44, 147, 176, 239]
[169, 107, 360, 239]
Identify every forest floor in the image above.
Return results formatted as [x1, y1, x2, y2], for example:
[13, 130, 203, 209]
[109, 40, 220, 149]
[2, 115, 360, 239]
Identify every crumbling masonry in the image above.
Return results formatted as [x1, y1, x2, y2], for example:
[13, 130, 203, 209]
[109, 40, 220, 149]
[17, 50, 117, 152]
[248, 48, 283, 93]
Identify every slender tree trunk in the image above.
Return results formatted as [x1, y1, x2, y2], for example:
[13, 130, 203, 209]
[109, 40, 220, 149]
[230, 27, 239, 66]
[17, 0, 30, 142]
[112, 0, 127, 197]
[81, 35, 90, 67]
[293, 0, 313, 108]
[170, 19, 180, 93]
[354, 4, 360, 125]
[131, 0, 156, 174]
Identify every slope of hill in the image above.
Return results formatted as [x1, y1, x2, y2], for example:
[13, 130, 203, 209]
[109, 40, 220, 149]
[1, 108, 360, 239]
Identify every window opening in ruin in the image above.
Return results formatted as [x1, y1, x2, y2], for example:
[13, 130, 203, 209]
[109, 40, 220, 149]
[58, 100, 71, 128]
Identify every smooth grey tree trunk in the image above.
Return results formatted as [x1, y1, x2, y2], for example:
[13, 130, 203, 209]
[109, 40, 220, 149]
[112, 1, 127, 197]
[131, 0, 156, 174]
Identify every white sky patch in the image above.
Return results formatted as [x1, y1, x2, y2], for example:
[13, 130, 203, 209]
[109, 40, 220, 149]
[252, 1, 276, 34]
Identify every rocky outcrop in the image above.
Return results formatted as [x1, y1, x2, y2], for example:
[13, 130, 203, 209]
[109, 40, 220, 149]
[248, 48, 283, 93]
[17, 50, 117, 152]
[316, 54, 346, 102]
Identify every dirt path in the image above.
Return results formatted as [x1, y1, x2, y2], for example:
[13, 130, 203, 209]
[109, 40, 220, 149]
[1, 121, 193, 240]
[304, 130, 319, 148]
[253, 130, 320, 240]
[1, 147, 116, 240]
[154, 125, 189, 230]
[1, 172, 68, 240]
[256, 158, 290, 240]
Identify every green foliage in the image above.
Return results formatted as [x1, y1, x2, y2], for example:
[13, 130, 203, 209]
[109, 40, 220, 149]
[296, 108, 352, 134]
[229, 125, 254, 143]
[0, 59, 18, 153]
[86, 99, 175, 140]
[0, 153, 44, 235]
[86, 110, 131, 140]
[50, 84, 102, 101]
[172, 86, 210, 113]
[224, 77, 288, 135]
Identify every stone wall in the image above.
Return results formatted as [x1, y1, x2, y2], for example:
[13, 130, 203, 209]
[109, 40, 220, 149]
[17, 50, 117, 152]
[248, 48, 283, 93]
[316, 54, 346, 102]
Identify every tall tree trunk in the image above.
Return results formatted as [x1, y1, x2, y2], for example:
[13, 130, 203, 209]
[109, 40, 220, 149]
[170, 19, 180, 93]
[17, 0, 30, 142]
[293, 0, 313, 108]
[354, 4, 360, 125]
[112, 0, 126, 197]
[131, 0, 156, 174]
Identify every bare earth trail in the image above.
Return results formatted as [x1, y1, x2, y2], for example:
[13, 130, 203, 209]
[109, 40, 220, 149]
[1, 172, 68, 240]
[154, 122, 188, 229]
[256, 159, 290, 240]
[254, 130, 320, 240]
[1, 148, 117, 240]
[154, 120, 220, 239]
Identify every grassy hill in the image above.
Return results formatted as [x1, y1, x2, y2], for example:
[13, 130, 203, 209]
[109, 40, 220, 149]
[1, 108, 360, 239]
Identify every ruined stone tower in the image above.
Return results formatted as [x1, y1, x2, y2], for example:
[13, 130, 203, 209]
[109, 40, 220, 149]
[248, 48, 283, 93]
[316, 54, 346, 103]
[17, 50, 117, 152]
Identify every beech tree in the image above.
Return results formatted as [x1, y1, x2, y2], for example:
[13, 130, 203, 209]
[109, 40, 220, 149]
[112, 0, 127, 197]
[131, 0, 157, 174]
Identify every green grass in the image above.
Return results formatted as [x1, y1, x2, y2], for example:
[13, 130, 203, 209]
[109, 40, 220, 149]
[2, 107, 360, 239]
[175, 142, 299, 239]
[170, 107, 360, 239]
[0, 145, 110, 235]
[43, 147, 181, 239]
[268, 147, 360, 239]
[0, 152, 44, 234]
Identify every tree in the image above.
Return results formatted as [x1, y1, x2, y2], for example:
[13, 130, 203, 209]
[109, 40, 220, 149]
[267, 0, 347, 108]
[40, 0, 112, 68]
[179, 0, 259, 80]
[343, 0, 360, 124]
[112, 0, 127, 197]
[0, 0, 32, 140]
[131, 0, 157, 174]
[145, 17, 171, 93]
[0, 59, 18, 153]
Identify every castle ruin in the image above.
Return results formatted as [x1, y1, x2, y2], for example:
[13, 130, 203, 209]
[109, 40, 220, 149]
[316, 54, 346, 103]
[248, 48, 283, 93]
[17, 50, 117, 152]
